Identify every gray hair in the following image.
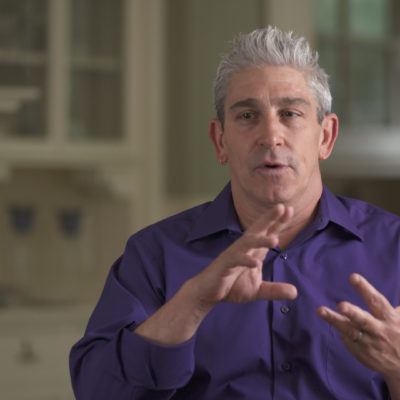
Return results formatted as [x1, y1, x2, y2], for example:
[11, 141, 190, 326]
[213, 26, 332, 126]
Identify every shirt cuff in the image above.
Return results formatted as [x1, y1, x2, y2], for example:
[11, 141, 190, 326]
[119, 327, 196, 390]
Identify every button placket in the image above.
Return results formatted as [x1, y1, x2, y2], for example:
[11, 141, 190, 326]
[280, 252, 288, 260]
[281, 362, 293, 372]
[280, 304, 290, 314]
[270, 248, 296, 383]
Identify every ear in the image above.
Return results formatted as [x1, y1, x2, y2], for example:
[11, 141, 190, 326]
[318, 113, 338, 160]
[209, 118, 228, 163]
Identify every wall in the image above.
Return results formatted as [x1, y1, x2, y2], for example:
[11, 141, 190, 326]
[165, 0, 266, 199]
[0, 168, 129, 304]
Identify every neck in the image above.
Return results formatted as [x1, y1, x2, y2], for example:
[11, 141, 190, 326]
[234, 186, 323, 249]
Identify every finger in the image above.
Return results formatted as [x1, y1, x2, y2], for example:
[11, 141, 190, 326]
[247, 204, 293, 236]
[222, 253, 262, 270]
[246, 204, 284, 235]
[256, 281, 297, 301]
[265, 206, 294, 237]
[317, 306, 361, 341]
[350, 274, 394, 320]
[318, 306, 349, 328]
[337, 301, 381, 333]
[239, 234, 279, 252]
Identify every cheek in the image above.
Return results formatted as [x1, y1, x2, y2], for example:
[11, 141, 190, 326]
[226, 140, 249, 161]
[295, 142, 321, 169]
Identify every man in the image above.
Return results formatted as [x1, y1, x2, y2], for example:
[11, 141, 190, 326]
[70, 27, 400, 399]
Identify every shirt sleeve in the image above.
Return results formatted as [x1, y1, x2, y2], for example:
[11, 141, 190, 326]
[69, 236, 196, 399]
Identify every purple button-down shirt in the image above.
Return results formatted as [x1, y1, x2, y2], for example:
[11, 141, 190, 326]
[70, 183, 400, 399]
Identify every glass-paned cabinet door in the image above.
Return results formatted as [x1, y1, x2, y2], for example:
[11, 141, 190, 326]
[0, 0, 47, 138]
[316, 0, 392, 126]
[69, 0, 123, 140]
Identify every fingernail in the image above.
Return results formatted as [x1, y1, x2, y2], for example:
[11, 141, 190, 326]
[318, 307, 327, 317]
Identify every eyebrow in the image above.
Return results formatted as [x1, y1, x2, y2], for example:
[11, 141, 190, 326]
[229, 98, 260, 110]
[229, 96, 311, 110]
[271, 97, 311, 108]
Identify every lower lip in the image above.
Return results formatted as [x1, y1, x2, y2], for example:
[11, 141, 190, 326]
[256, 165, 288, 176]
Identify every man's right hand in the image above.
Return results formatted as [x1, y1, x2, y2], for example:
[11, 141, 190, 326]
[190, 203, 298, 309]
[134, 204, 297, 346]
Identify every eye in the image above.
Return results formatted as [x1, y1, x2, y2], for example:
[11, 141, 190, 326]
[281, 110, 297, 118]
[239, 111, 257, 120]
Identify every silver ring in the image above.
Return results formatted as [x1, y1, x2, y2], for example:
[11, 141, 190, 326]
[353, 330, 363, 343]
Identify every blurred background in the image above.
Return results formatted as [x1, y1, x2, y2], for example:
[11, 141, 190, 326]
[0, 0, 399, 399]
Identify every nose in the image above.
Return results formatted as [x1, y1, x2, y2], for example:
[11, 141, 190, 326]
[256, 115, 283, 149]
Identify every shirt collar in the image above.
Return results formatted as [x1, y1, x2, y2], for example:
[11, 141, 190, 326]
[185, 182, 242, 243]
[186, 183, 364, 243]
[317, 185, 364, 241]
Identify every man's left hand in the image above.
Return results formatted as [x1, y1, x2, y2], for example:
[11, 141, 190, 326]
[317, 273, 400, 385]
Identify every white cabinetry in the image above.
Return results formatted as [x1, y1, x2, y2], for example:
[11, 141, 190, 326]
[0, 0, 166, 231]
[0, 304, 90, 400]
[0, 0, 167, 309]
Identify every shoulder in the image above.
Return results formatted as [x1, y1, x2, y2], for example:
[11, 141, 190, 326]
[335, 194, 400, 233]
[127, 201, 212, 247]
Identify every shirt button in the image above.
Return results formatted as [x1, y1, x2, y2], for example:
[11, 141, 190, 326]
[280, 305, 290, 314]
[282, 362, 292, 372]
[280, 252, 288, 260]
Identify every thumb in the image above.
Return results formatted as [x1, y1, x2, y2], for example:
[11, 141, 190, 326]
[256, 281, 298, 301]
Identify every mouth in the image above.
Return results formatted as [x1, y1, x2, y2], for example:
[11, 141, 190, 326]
[256, 161, 288, 175]
[260, 162, 286, 169]
[264, 163, 282, 168]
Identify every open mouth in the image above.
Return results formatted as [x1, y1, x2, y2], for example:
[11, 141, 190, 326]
[265, 164, 281, 168]
[256, 162, 288, 174]
[263, 163, 284, 169]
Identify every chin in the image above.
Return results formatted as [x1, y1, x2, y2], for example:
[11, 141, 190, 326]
[254, 190, 290, 208]
[261, 185, 293, 203]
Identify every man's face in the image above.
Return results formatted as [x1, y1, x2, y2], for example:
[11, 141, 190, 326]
[209, 65, 337, 211]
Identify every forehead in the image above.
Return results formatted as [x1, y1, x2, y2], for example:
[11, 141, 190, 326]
[225, 65, 315, 108]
